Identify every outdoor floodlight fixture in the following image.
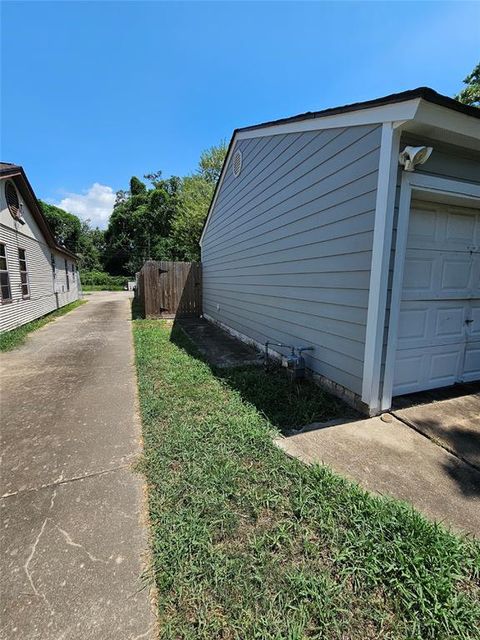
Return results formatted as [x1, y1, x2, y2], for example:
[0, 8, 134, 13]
[399, 145, 433, 171]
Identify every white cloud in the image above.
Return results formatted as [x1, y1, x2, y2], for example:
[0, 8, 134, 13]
[56, 183, 116, 228]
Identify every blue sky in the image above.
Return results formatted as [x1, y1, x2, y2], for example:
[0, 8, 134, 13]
[1, 1, 479, 227]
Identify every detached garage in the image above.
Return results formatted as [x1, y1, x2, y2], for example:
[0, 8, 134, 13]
[200, 88, 480, 414]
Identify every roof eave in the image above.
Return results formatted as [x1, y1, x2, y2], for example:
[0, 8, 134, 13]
[408, 98, 480, 151]
[1, 167, 79, 261]
[200, 89, 479, 246]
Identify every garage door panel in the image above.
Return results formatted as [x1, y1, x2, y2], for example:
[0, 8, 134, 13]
[402, 250, 475, 299]
[472, 255, 480, 297]
[402, 255, 433, 295]
[408, 201, 480, 251]
[393, 201, 480, 396]
[436, 306, 466, 340]
[393, 344, 464, 395]
[397, 306, 428, 342]
[446, 211, 476, 245]
[470, 302, 480, 338]
[463, 342, 480, 382]
[397, 301, 466, 350]
[393, 353, 424, 395]
[441, 256, 474, 291]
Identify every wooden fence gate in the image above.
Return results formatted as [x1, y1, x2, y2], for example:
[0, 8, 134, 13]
[137, 260, 202, 318]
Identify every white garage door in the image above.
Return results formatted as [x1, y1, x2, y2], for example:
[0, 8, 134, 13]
[393, 199, 480, 396]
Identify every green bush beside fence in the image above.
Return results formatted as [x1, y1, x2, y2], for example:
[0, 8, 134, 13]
[80, 271, 132, 290]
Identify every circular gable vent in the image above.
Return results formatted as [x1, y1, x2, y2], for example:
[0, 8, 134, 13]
[5, 181, 21, 220]
[232, 149, 242, 177]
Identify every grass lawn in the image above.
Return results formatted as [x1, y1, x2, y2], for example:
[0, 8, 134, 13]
[0, 299, 86, 351]
[133, 319, 480, 640]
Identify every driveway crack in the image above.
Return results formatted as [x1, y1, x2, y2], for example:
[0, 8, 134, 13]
[1, 462, 136, 500]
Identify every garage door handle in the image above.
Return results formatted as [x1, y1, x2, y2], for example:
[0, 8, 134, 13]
[465, 319, 474, 325]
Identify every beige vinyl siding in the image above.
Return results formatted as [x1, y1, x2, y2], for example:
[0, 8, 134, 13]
[202, 123, 382, 395]
[0, 225, 79, 332]
[0, 179, 79, 332]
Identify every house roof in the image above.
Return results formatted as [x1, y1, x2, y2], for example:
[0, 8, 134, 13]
[200, 87, 479, 246]
[237, 87, 480, 134]
[0, 163, 78, 261]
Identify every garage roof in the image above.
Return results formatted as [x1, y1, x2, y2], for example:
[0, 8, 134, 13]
[237, 87, 479, 134]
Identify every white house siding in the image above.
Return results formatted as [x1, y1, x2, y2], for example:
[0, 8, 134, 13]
[202, 123, 382, 395]
[0, 181, 79, 332]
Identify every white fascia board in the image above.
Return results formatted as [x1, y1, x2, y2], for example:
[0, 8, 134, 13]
[414, 99, 480, 143]
[236, 99, 421, 140]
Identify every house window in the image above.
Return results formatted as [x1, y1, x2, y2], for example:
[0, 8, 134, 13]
[0, 243, 12, 303]
[65, 259, 70, 291]
[18, 248, 30, 299]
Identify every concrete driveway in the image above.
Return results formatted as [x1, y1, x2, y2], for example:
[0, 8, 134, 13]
[0, 292, 155, 639]
[392, 384, 480, 470]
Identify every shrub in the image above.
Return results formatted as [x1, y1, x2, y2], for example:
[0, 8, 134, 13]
[80, 270, 131, 289]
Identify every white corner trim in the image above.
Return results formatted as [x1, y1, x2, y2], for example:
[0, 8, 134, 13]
[380, 173, 480, 410]
[380, 171, 412, 410]
[199, 135, 238, 247]
[361, 123, 401, 411]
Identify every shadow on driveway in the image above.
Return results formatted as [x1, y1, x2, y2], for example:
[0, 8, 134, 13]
[392, 384, 480, 471]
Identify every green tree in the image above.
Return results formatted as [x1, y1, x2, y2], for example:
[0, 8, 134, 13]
[455, 63, 480, 107]
[169, 142, 227, 260]
[130, 176, 147, 195]
[144, 171, 163, 188]
[76, 222, 105, 271]
[102, 141, 227, 272]
[171, 176, 214, 261]
[39, 200, 105, 271]
[38, 200, 82, 251]
[103, 175, 181, 274]
[197, 141, 228, 184]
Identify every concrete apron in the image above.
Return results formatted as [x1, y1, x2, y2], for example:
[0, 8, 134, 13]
[0, 292, 155, 639]
[275, 415, 480, 537]
[392, 389, 480, 470]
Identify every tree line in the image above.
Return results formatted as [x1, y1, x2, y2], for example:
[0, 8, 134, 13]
[39, 142, 227, 277]
[39, 62, 478, 281]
